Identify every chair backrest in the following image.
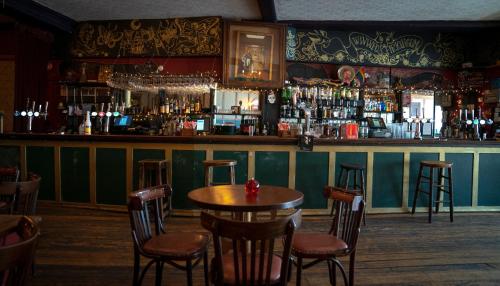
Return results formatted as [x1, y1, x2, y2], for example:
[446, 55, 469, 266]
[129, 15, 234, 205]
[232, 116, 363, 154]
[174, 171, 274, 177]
[324, 186, 365, 254]
[201, 209, 302, 286]
[15, 174, 41, 216]
[0, 167, 20, 183]
[127, 185, 172, 252]
[0, 216, 40, 286]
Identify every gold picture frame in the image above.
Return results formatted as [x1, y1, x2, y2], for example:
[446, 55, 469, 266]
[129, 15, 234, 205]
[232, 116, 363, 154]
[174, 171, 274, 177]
[223, 21, 285, 89]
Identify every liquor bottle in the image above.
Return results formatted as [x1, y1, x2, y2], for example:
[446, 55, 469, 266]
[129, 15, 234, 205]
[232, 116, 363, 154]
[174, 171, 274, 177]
[194, 98, 201, 114]
[84, 111, 92, 135]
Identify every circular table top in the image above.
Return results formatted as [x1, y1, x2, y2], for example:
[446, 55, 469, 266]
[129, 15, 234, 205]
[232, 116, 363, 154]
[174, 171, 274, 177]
[188, 185, 304, 212]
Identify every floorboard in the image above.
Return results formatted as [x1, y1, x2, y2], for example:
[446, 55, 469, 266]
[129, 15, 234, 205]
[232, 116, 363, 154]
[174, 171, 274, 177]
[25, 205, 500, 286]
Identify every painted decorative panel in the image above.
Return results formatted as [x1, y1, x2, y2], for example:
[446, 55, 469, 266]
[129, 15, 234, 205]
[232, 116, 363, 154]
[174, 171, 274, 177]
[96, 148, 126, 205]
[287, 27, 463, 68]
[372, 152, 404, 208]
[172, 150, 206, 210]
[71, 17, 222, 57]
[478, 153, 500, 206]
[255, 151, 289, 187]
[26, 146, 55, 201]
[445, 153, 473, 207]
[61, 147, 89, 203]
[295, 152, 329, 209]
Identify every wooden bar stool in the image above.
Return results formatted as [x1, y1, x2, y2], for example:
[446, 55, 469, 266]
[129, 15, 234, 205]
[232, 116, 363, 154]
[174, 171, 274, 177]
[203, 160, 236, 187]
[138, 159, 170, 189]
[334, 163, 366, 225]
[411, 160, 454, 223]
[139, 159, 171, 218]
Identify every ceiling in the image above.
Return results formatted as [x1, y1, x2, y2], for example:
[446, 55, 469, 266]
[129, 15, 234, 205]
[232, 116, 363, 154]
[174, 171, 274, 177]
[33, 0, 500, 22]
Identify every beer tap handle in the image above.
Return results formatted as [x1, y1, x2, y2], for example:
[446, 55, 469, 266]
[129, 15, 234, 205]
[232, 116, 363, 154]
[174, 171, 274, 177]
[44, 101, 49, 113]
[32, 101, 36, 112]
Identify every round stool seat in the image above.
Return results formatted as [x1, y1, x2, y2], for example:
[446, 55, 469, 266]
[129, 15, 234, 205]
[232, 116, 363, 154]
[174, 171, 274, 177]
[203, 160, 237, 167]
[420, 161, 453, 168]
[340, 163, 365, 170]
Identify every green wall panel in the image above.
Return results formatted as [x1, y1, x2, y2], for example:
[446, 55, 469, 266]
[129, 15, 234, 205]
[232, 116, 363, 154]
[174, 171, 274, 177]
[26, 146, 55, 201]
[0, 146, 20, 168]
[295, 152, 329, 209]
[213, 151, 248, 184]
[61, 147, 89, 203]
[335, 152, 367, 187]
[478, 153, 500, 206]
[372, 152, 404, 208]
[132, 149, 165, 190]
[408, 153, 439, 208]
[172, 150, 206, 210]
[445, 153, 473, 207]
[96, 148, 126, 205]
[255, 151, 289, 187]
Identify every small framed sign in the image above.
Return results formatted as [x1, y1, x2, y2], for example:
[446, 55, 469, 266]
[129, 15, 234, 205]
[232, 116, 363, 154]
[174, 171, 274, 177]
[298, 135, 314, 151]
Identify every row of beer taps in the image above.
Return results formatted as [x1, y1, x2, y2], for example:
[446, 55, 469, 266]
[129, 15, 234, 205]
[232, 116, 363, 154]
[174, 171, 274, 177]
[14, 98, 49, 132]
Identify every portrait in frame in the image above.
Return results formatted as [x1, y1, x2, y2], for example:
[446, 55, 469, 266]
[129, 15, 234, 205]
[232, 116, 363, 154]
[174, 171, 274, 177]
[223, 21, 285, 88]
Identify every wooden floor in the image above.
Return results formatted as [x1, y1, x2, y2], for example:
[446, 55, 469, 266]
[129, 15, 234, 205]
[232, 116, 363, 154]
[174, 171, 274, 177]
[26, 205, 500, 286]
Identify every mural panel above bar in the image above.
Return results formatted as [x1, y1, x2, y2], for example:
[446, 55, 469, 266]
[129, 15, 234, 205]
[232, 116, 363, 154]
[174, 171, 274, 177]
[287, 27, 463, 68]
[71, 17, 222, 58]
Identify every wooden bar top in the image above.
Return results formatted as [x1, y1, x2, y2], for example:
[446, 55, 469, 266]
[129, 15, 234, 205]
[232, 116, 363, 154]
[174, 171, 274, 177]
[1, 132, 500, 147]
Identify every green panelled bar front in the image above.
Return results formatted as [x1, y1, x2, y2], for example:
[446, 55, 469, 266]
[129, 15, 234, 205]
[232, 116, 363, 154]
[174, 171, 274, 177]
[1, 137, 500, 214]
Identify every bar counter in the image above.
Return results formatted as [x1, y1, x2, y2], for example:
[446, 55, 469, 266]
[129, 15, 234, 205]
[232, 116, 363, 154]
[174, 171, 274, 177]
[1, 132, 499, 215]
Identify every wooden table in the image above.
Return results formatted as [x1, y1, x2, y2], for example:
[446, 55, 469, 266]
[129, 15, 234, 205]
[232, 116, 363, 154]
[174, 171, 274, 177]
[188, 185, 304, 213]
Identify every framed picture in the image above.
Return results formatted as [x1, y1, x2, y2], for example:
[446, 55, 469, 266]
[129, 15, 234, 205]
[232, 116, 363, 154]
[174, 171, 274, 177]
[223, 21, 285, 88]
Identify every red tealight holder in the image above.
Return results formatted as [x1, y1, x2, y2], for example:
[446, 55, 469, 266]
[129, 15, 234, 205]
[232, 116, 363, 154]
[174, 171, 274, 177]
[245, 178, 260, 196]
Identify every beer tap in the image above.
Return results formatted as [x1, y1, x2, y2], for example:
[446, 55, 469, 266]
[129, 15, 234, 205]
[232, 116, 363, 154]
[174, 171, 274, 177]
[41, 101, 49, 120]
[27, 100, 35, 132]
[104, 102, 112, 134]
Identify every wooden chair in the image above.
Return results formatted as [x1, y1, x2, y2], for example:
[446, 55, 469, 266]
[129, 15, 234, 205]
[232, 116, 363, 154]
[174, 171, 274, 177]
[0, 216, 40, 286]
[0, 167, 20, 183]
[292, 187, 365, 286]
[128, 184, 209, 286]
[0, 167, 20, 213]
[0, 174, 41, 216]
[201, 209, 302, 286]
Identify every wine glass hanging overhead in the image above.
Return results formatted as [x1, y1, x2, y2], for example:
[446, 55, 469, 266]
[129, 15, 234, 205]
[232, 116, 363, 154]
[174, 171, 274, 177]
[106, 70, 218, 96]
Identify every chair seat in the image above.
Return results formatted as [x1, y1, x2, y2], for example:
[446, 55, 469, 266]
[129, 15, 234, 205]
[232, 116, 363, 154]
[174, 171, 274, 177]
[143, 232, 209, 259]
[218, 252, 282, 284]
[340, 163, 365, 170]
[292, 233, 348, 258]
[420, 160, 452, 168]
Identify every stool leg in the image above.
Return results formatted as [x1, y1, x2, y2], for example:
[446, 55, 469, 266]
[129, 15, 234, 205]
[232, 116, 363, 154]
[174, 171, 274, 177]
[229, 165, 236, 185]
[204, 166, 210, 187]
[139, 164, 145, 189]
[360, 169, 366, 226]
[157, 164, 162, 186]
[344, 171, 351, 190]
[411, 165, 423, 214]
[353, 170, 358, 190]
[435, 168, 443, 214]
[448, 167, 454, 222]
[337, 168, 344, 188]
[428, 167, 434, 223]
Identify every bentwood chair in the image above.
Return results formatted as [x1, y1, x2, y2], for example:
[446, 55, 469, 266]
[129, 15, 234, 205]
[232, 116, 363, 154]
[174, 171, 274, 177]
[0, 167, 20, 213]
[0, 174, 41, 216]
[292, 187, 365, 286]
[0, 216, 40, 286]
[201, 209, 302, 286]
[128, 185, 210, 286]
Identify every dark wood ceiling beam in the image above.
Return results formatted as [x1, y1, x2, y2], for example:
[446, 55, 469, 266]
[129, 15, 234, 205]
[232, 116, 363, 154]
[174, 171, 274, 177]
[3, 0, 76, 33]
[257, 0, 277, 22]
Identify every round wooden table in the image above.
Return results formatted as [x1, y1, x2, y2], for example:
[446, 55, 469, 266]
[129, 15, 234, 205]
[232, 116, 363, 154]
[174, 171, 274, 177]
[188, 185, 304, 213]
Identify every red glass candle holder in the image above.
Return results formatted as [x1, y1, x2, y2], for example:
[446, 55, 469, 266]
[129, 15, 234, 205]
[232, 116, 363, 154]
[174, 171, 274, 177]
[245, 178, 260, 196]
